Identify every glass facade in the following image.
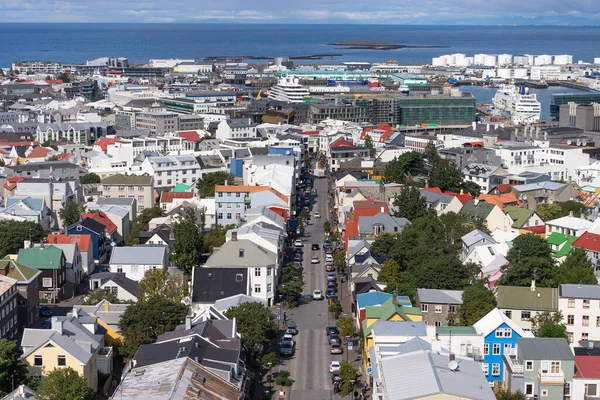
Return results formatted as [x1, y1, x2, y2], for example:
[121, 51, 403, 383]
[550, 93, 600, 121]
[395, 96, 476, 125]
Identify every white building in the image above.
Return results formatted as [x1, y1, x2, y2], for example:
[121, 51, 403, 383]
[530, 65, 561, 81]
[137, 154, 201, 190]
[149, 59, 195, 68]
[558, 284, 600, 346]
[215, 119, 258, 140]
[545, 215, 593, 238]
[105, 135, 195, 166]
[108, 246, 169, 282]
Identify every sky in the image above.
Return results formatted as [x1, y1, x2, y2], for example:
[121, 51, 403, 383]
[0, 0, 598, 24]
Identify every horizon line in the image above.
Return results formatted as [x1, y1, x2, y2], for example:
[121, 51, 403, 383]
[0, 22, 598, 27]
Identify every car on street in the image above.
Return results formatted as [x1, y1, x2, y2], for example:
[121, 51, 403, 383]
[327, 283, 337, 292]
[329, 361, 341, 373]
[327, 275, 336, 283]
[293, 254, 302, 262]
[328, 334, 341, 345]
[326, 326, 340, 336]
[312, 290, 323, 300]
[283, 333, 295, 347]
[326, 264, 336, 272]
[286, 324, 298, 335]
[311, 243, 320, 250]
[327, 292, 338, 301]
[314, 211, 321, 218]
[39, 305, 52, 317]
[330, 343, 343, 354]
[280, 343, 294, 356]
[41, 320, 52, 329]
[294, 240, 303, 247]
[311, 256, 319, 264]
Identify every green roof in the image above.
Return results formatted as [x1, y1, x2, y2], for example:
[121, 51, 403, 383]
[0, 259, 40, 281]
[362, 298, 422, 336]
[497, 286, 558, 311]
[504, 206, 534, 229]
[459, 200, 495, 219]
[16, 246, 64, 270]
[101, 174, 153, 186]
[172, 183, 192, 193]
[547, 232, 568, 246]
[435, 326, 477, 335]
[546, 232, 577, 258]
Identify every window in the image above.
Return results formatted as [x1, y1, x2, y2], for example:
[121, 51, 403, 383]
[119, 186, 125, 192]
[567, 314, 574, 325]
[583, 315, 590, 326]
[227, 203, 232, 209]
[492, 363, 500, 377]
[421, 304, 428, 312]
[493, 344, 501, 355]
[525, 360, 533, 371]
[482, 363, 489, 376]
[568, 298, 575, 308]
[525, 383, 534, 395]
[435, 321, 442, 327]
[521, 311, 531, 320]
[239, 249, 244, 258]
[504, 310, 512, 318]
[218, 192, 223, 198]
[584, 299, 591, 309]
[138, 195, 144, 202]
[218, 203, 223, 208]
[117, 267, 123, 273]
[551, 361, 561, 374]
[236, 192, 241, 198]
[541, 361, 549, 373]
[541, 389, 548, 397]
[597, 316, 600, 327]
[138, 186, 144, 191]
[131, 266, 139, 273]
[236, 274, 243, 282]
[568, 332, 574, 343]
[254, 268, 261, 277]
[217, 213, 223, 220]
[448, 305, 456, 313]
[111, 287, 118, 294]
[235, 213, 241, 220]
[42, 278, 52, 287]
[267, 267, 272, 276]
[227, 213, 232, 220]
[504, 343, 512, 354]
[586, 384, 598, 397]
[34, 355, 42, 366]
[435, 305, 442, 314]
[582, 332, 589, 341]
[57, 355, 66, 366]
[267, 283, 272, 293]
[254, 284, 261, 293]
[483, 344, 489, 355]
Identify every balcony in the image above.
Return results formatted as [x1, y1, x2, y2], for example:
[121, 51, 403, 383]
[538, 370, 564, 385]
[503, 349, 523, 375]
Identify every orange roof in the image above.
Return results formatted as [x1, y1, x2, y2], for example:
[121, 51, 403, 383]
[423, 187, 443, 193]
[177, 131, 201, 142]
[299, 130, 320, 135]
[3, 176, 24, 191]
[95, 137, 117, 151]
[47, 234, 91, 252]
[81, 211, 117, 234]
[160, 191, 194, 203]
[27, 146, 52, 159]
[353, 200, 389, 219]
[478, 193, 521, 210]
[215, 185, 263, 193]
[330, 137, 353, 148]
[489, 184, 514, 194]
[343, 219, 359, 250]
[44, 80, 63, 84]
[360, 124, 393, 142]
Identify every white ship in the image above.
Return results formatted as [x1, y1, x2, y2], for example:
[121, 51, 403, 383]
[492, 85, 541, 125]
[268, 77, 310, 103]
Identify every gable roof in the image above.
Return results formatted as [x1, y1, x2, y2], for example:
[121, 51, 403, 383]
[545, 215, 593, 231]
[572, 231, 600, 252]
[81, 211, 117, 234]
[0, 259, 41, 282]
[356, 292, 393, 310]
[358, 212, 410, 234]
[459, 200, 497, 219]
[191, 267, 248, 303]
[496, 286, 558, 311]
[88, 272, 139, 296]
[101, 174, 153, 185]
[575, 355, 600, 379]
[204, 239, 275, 267]
[109, 246, 167, 265]
[76, 218, 107, 234]
[26, 146, 52, 159]
[504, 206, 535, 229]
[478, 193, 521, 210]
[47, 234, 91, 252]
[416, 289, 463, 305]
[517, 338, 574, 361]
[473, 308, 532, 338]
[372, 320, 427, 337]
[461, 229, 496, 247]
[546, 232, 578, 258]
[160, 191, 194, 204]
[16, 246, 63, 270]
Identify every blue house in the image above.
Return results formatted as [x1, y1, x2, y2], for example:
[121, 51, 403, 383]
[473, 308, 532, 385]
[67, 218, 108, 265]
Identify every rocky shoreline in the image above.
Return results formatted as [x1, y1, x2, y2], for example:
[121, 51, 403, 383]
[329, 41, 450, 50]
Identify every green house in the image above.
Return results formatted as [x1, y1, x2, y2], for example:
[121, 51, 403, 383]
[16, 245, 67, 302]
[546, 232, 577, 261]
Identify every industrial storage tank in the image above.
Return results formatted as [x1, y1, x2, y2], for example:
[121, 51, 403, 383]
[513, 68, 528, 79]
[445, 54, 456, 65]
[474, 54, 487, 65]
[534, 55, 552, 65]
[497, 68, 512, 79]
[554, 55, 573, 65]
[454, 54, 468, 66]
[497, 54, 513, 66]
[465, 57, 474, 66]
[595, 57, 600, 64]
[524, 54, 535, 65]
[432, 57, 446, 66]
[484, 55, 497, 66]
[513, 55, 528, 66]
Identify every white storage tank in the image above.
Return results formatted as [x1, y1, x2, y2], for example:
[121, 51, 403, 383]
[524, 54, 535, 65]
[513, 55, 529, 66]
[454, 54, 467, 66]
[498, 54, 513, 66]
[497, 68, 512, 79]
[554, 55, 573, 65]
[513, 68, 528, 79]
[484, 55, 497, 66]
[474, 54, 487, 65]
[432, 57, 445, 66]
[595, 57, 600, 65]
[445, 54, 456, 65]
[465, 57, 474, 66]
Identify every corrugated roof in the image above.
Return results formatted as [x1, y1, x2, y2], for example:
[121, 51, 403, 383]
[572, 231, 600, 252]
[110, 246, 167, 265]
[417, 289, 463, 305]
[205, 239, 275, 267]
[16, 245, 63, 270]
[575, 355, 600, 378]
[101, 174, 153, 185]
[497, 286, 558, 311]
[559, 284, 600, 300]
[47, 234, 91, 252]
[517, 338, 574, 361]
[160, 191, 193, 203]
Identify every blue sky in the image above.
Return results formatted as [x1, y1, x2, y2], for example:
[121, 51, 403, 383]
[0, 0, 598, 24]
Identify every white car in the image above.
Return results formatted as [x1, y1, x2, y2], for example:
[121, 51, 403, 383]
[329, 361, 341, 373]
[294, 240, 304, 247]
[314, 211, 321, 218]
[312, 290, 323, 300]
[311, 256, 320, 264]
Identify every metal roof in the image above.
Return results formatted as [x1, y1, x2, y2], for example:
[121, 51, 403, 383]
[517, 338, 574, 361]
[559, 284, 600, 300]
[109, 246, 167, 265]
[416, 289, 464, 305]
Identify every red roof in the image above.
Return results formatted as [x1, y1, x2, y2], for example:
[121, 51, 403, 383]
[3, 176, 24, 191]
[353, 200, 389, 218]
[575, 355, 600, 378]
[177, 131, 202, 142]
[81, 211, 118, 234]
[423, 187, 443, 193]
[94, 137, 117, 151]
[330, 137, 353, 148]
[572, 231, 600, 252]
[360, 124, 393, 142]
[299, 130, 320, 136]
[489, 184, 515, 194]
[521, 225, 546, 234]
[160, 191, 194, 204]
[445, 191, 475, 205]
[27, 146, 52, 159]
[47, 234, 91, 252]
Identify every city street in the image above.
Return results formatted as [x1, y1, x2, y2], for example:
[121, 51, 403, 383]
[279, 176, 341, 400]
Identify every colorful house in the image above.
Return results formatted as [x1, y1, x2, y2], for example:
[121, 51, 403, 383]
[67, 218, 109, 264]
[504, 206, 545, 237]
[546, 232, 578, 262]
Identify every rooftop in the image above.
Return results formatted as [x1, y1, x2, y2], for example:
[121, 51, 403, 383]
[496, 286, 558, 311]
[101, 174, 153, 185]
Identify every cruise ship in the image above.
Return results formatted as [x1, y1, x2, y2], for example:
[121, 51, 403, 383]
[492, 85, 541, 125]
[268, 77, 310, 103]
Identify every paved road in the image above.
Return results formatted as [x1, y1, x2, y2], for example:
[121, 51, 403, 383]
[280, 177, 341, 400]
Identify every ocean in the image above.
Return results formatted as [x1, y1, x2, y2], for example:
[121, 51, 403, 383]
[1, 24, 600, 67]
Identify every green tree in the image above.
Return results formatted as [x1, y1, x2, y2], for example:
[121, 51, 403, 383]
[55, 72, 72, 83]
[530, 311, 568, 340]
[125, 207, 165, 246]
[58, 203, 85, 227]
[202, 224, 234, 253]
[274, 370, 292, 387]
[460, 180, 482, 197]
[323, 220, 331, 233]
[459, 281, 497, 325]
[338, 361, 358, 397]
[363, 134, 376, 158]
[171, 208, 203, 274]
[36, 367, 95, 400]
[118, 298, 189, 359]
[196, 171, 236, 198]
[431, 162, 464, 193]
[424, 140, 441, 180]
[555, 248, 597, 285]
[137, 268, 188, 303]
[392, 185, 430, 220]
[0, 221, 45, 258]
[261, 352, 279, 368]
[383, 152, 425, 184]
[501, 234, 556, 287]
[496, 390, 527, 400]
[0, 339, 28, 396]
[84, 288, 120, 305]
[336, 316, 354, 338]
[279, 280, 304, 308]
[378, 259, 404, 286]
[224, 302, 277, 355]
[537, 201, 587, 221]
[79, 173, 101, 184]
[46, 155, 59, 161]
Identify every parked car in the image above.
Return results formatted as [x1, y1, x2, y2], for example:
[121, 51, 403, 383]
[294, 254, 303, 263]
[326, 326, 339, 336]
[328, 334, 341, 345]
[329, 361, 341, 373]
[327, 284, 337, 293]
[39, 306, 52, 317]
[312, 290, 323, 300]
[311, 256, 320, 264]
[330, 343, 343, 354]
[327, 275, 336, 283]
[286, 324, 298, 335]
[294, 240, 304, 247]
[283, 334, 295, 347]
[314, 211, 321, 218]
[311, 243, 320, 251]
[41, 320, 52, 329]
[326, 264, 336, 272]
[280, 343, 294, 356]
[328, 292, 338, 301]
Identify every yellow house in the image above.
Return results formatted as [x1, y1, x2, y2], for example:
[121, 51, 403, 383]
[361, 297, 422, 373]
[78, 300, 128, 345]
[20, 314, 114, 390]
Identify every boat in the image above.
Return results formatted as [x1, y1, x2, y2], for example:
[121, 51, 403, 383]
[492, 85, 541, 125]
[268, 77, 310, 103]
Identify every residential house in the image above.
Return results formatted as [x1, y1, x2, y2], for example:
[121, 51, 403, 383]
[213, 293, 267, 315]
[0, 259, 40, 330]
[190, 267, 249, 315]
[419, 189, 464, 216]
[49, 243, 83, 291]
[547, 232, 578, 262]
[67, 218, 109, 265]
[108, 246, 169, 282]
[100, 174, 154, 213]
[478, 192, 521, 210]
[459, 199, 514, 232]
[214, 185, 253, 226]
[430, 325, 485, 363]
[0, 197, 51, 230]
[5, 161, 79, 180]
[473, 308, 533, 386]
[343, 199, 390, 249]
[47, 234, 94, 275]
[497, 284, 559, 332]
[88, 272, 139, 302]
[571, 230, 600, 281]
[355, 292, 393, 332]
[460, 229, 498, 261]
[77, 301, 129, 346]
[159, 191, 194, 212]
[330, 145, 370, 172]
[546, 214, 593, 238]
[1, 384, 37, 399]
[138, 155, 201, 190]
[16, 245, 67, 303]
[0, 275, 19, 339]
[366, 321, 428, 371]
[225, 223, 285, 265]
[139, 226, 174, 248]
[559, 284, 600, 346]
[502, 338, 574, 399]
[96, 197, 137, 222]
[85, 204, 131, 246]
[463, 243, 509, 287]
[510, 181, 580, 211]
[462, 163, 506, 193]
[572, 342, 600, 399]
[357, 212, 410, 238]
[504, 206, 545, 236]
[215, 118, 258, 140]
[415, 288, 463, 327]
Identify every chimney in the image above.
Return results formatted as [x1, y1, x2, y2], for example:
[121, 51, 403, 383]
[486, 124, 490, 132]
[392, 288, 398, 306]
[104, 300, 110, 311]
[380, 206, 384, 213]
[52, 317, 63, 335]
[569, 211, 574, 217]
[18, 385, 25, 396]
[231, 231, 238, 241]
[544, 130, 547, 141]
[473, 199, 479, 206]
[530, 280, 536, 292]
[185, 315, 192, 330]
[495, 124, 498, 130]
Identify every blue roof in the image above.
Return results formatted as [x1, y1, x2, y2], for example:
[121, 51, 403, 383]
[513, 181, 567, 192]
[357, 292, 392, 310]
[6, 197, 44, 212]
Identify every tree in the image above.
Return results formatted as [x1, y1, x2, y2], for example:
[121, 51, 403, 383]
[196, 171, 236, 198]
[555, 248, 597, 285]
[279, 280, 304, 308]
[58, 203, 85, 227]
[363, 134, 376, 158]
[46, 155, 59, 161]
[84, 288, 120, 305]
[79, 173, 101, 184]
[500, 234, 556, 287]
[431, 162, 464, 193]
[171, 208, 203, 274]
[338, 361, 358, 397]
[459, 281, 497, 325]
[460, 180, 482, 197]
[530, 311, 568, 340]
[496, 390, 527, 400]
[392, 185, 430, 220]
[224, 302, 277, 355]
[336, 316, 354, 338]
[118, 298, 189, 359]
[261, 352, 279, 368]
[274, 370, 292, 387]
[323, 220, 331, 233]
[0, 221, 45, 258]
[36, 367, 95, 400]
[137, 269, 187, 303]
[202, 224, 234, 253]
[537, 201, 587, 221]
[377, 259, 404, 286]
[0, 339, 28, 396]
[125, 207, 164, 246]
[383, 152, 425, 184]
[56, 72, 72, 83]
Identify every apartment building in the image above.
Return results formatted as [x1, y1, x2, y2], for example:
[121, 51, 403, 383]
[214, 185, 252, 226]
[106, 136, 195, 166]
[134, 112, 180, 135]
[559, 284, 600, 346]
[0, 275, 19, 339]
[139, 155, 201, 190]
[100, 174, 154, 212]
[415, 289, 463, 327]
[12, 60, 63, 74]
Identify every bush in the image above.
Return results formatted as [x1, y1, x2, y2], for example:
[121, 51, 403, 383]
[275, 370, 292, 387]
